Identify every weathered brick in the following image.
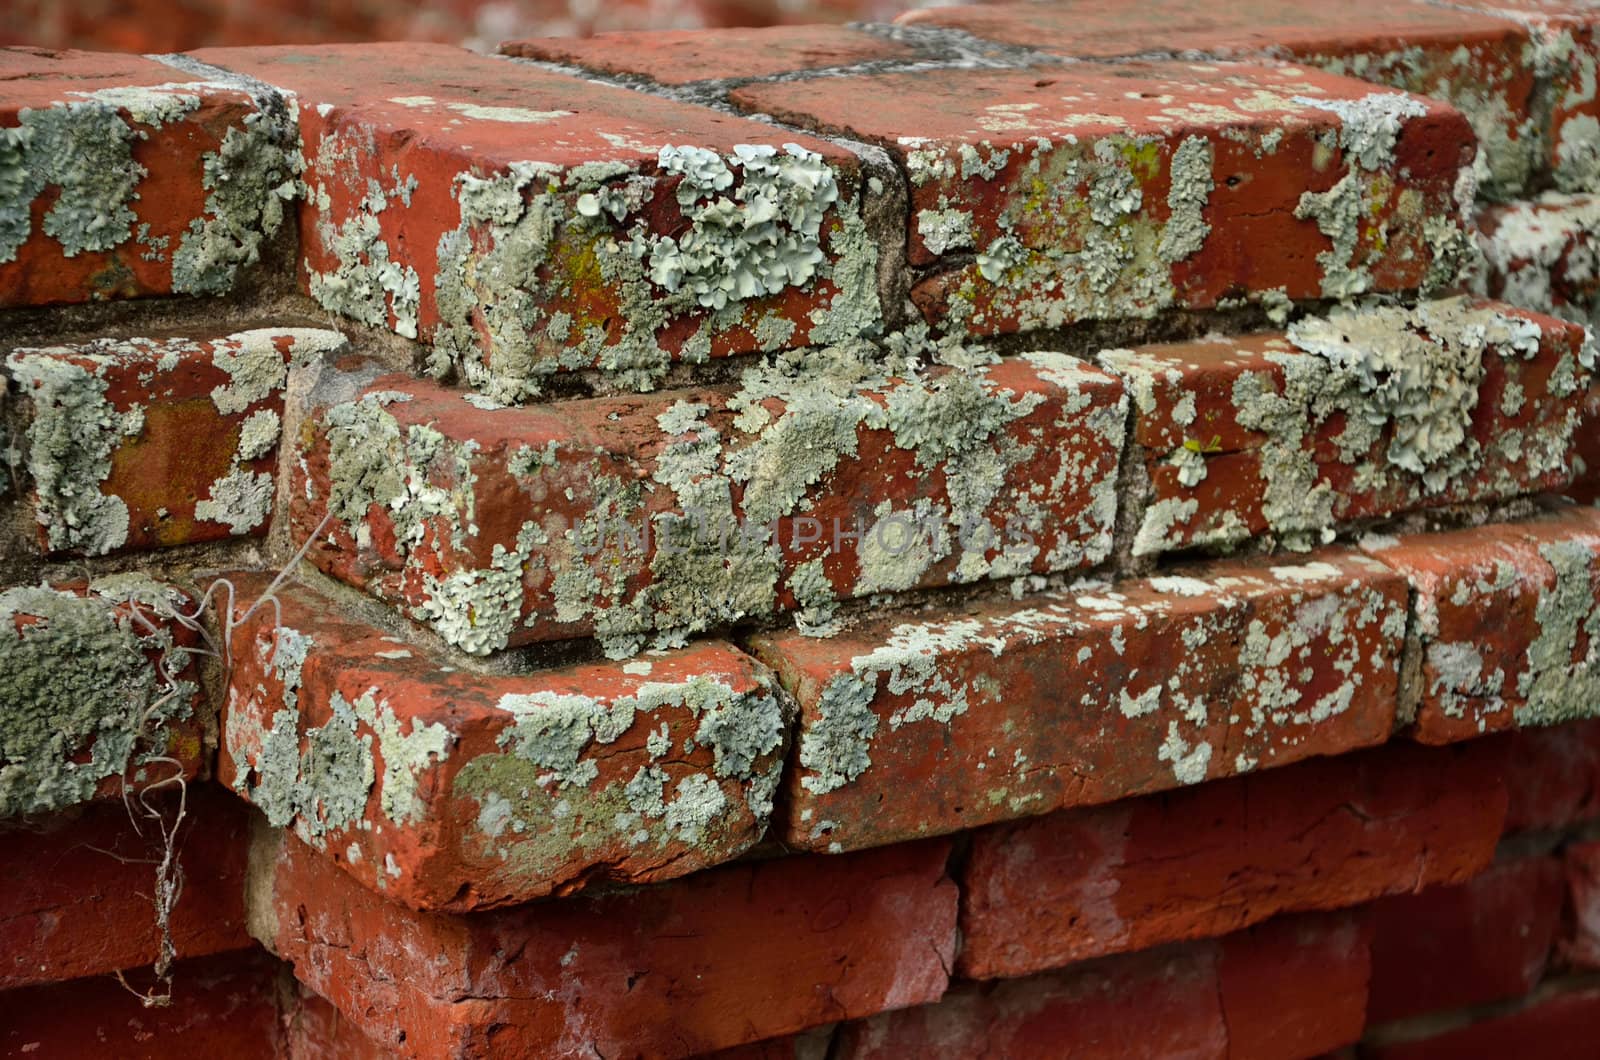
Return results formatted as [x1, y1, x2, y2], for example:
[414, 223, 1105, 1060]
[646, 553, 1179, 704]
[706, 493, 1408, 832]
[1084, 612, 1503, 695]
[835, 944, 1227, 1060]
[291, 351, 1124, 656]
[1103, 298, 1593, 556]
[5, 327, 346, 556]
[836, 910, 1368, 1060]
[732, 61, 1474, 340]
[957, 739, 1508, 979]
[502, 24, 916, 85]
[254, 827, 957, 1058]
[747, 548, 1407, 854]
[1561, 839, 1600, 970]
[901, 0, 1543, 197]
[0, 47, 297, 307]
[286, 988, 392, 1060]
[0, 786, 251, 990]
[1503, 719, 1600, 833]
[1364, 983, 1600, 1059]
[0, 950, 285, 1059]
[1218, 911, 1372, 1059]
[220, 574, 792, 910]
[1366, 856, 1566, 1023]
[701, 1027, 837, 1060]
[0, 577, 206, 820]
[192, 43, 883, 404]
[1474, 193, 1600, 327]
[1362, 508, 1600, 743]
[1443, 0, 1600, 194]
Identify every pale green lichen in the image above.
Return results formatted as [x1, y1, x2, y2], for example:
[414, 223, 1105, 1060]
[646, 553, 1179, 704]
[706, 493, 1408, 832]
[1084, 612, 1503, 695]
[1517, 538, 1600, 726]
[0, 580, 195, 818]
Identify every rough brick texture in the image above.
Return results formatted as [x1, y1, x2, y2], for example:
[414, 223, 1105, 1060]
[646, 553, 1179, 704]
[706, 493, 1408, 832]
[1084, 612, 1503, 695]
[1475, 194, 1600, 326]
[1364, 984, 1600, 1059]
[254, 827, 957, 1058]
[1362, 507, 1600, 743]
[0, 48, 296, 307]
[0, 577, 206, 820]
[1503, 719, 1600, 833]
[1106, 300, 1593, 555]
[0, 786, 251, 989]
[221, 574, 792, 910]
[958, 739, 1508, 979]
[290, 351, 1125, 657]
[192, 43, 884, 403]
[1366, 856, 1566, 1023]
[5, 327, 346, 555]
[748, 548, 1408, 853]
[734, 62, 1475, 339]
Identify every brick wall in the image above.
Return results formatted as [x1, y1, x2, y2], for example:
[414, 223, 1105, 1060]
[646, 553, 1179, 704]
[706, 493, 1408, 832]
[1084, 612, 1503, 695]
[5, 2, 1600, 1056]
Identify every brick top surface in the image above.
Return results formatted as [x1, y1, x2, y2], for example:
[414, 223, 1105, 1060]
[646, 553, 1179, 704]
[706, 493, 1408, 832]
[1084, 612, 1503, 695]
[900, 0, 1528, 59]
[731, 59, 1460, 145]
[192, 42, 846, 165]
[502, 25, 917, 85]
[0, 47, 191, 107]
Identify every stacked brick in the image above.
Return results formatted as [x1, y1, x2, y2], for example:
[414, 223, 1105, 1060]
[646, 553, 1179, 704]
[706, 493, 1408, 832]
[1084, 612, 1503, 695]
[5, 1, 1600, 1056]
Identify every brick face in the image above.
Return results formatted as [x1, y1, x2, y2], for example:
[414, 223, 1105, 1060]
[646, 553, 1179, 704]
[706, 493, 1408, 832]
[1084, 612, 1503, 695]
[290, 352, 1125, 657]
[733, 62, 1475, 339]
[957, 740, 1509, 980]
[0, 48, 296, 307]
[748, 548, 1407, 853]
[256, 827, 957, 1058]
[221, 575, 792, 911]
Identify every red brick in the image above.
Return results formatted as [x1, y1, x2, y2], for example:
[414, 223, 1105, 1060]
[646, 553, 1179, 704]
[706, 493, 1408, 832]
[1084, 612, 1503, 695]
[6, 328, 346, 556]
[0, 47, 297, 307]
[1103, 300, 1593, 556]
[0, 786, 251, 990]
[732, 62, 1474, 340]
[221, 575, 791, 911]
[1503, 719, 1600, 833]
[1475, 194, 1600, 327]
[957, 739, 1509, 979]
[698, 1026, 837, 1060]
[192, 43, 883, 405]
[1574, 379, 1600, 504]
[286, 988, 392, 1060]
[0, 577, 207, 819]
[747, 548, 1407, 854]
[901, 0, 1540, 196]
[1362, 508, 1600, 743]
[835, 944, 1227, 1060]
[255, 827, 957, 1058]
[1442, 0, 1600, 193]
[1363, 983, 1600, 1060]
[502, 25, 916, 85]
[0, 950, 285, 1059]
[1366, 856, 1566, 1023]
[1218, 912, 1372, 1059]
[291, 352, 1125, 656]
[1561, 839, 1600, 969]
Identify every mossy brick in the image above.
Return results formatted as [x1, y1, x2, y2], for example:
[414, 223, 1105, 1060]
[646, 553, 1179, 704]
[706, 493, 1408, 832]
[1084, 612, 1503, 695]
[956, 738, 1509, 980]
[902, 0, 1544, 197]
[1361, 507, 1600, 744]
[190, 43, 882, 404]
[289, 349, 1125, 658]
[1366, 856, 1566, 1023]
[501, 24, 917, 86]
[0, 577, 206, 820]
[746, 548, 1408, 854]
[0, 47, 298, 307]
[0, 950, 285, 1060]
[837, 909, 1369, 1060]
[1101, 298, 1595, 556]
[1442, 0, 1600, 194]
[252, 827, 956, 1059]
[1475, 193, 1600, 326]
[220, 573, 793, 911]
[5, 327, 347, 556]
[0, 786, 251, 990]
[731, 62, 1475, 340]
